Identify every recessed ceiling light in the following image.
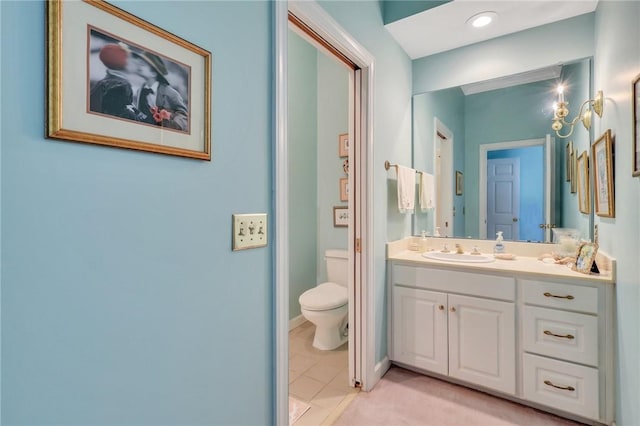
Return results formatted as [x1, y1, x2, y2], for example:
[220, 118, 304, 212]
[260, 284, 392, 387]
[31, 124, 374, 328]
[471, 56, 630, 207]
[467, 11, 498, 28]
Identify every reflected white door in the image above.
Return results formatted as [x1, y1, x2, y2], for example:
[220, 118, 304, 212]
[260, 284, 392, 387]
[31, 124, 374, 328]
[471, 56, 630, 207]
[487, 158, 520, 240]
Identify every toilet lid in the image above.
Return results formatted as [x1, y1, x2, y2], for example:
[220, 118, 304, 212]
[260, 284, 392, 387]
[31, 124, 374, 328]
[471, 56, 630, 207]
[299, 282, 348, 311]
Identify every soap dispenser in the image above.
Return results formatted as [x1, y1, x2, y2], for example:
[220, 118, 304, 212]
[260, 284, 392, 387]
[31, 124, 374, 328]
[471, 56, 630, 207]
[494, 231, 505, 254]
[420, 230, 429, 252]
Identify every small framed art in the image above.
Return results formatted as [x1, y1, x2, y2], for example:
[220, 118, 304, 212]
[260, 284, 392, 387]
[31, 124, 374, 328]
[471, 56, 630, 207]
[572, 242, 599, 274]
[455, 171, 463, 195]
[570, 148, 577, 194]
[591, 129, 615, 217]
[577, 151, 590, 214]
[333, 206, 349, 227]
[338, 133, 349, 158]
[339, 177, 349, 202]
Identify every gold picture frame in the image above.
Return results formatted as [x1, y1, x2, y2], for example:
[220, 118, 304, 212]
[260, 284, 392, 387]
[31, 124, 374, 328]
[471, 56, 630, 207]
[570, 147, 577, 194]
[572, 242, 599, 274]
[577, 151, 590, 214]
[339, 177, 349, 202]
[333, 206, 348, 227]
[455, 170, 463, 196]
[565, 140, 573, 182]
[633, 73, 640, 176]
[591, 129, 615, 217]
[47, 0, 212, 160]
[338, 133, 349, 158]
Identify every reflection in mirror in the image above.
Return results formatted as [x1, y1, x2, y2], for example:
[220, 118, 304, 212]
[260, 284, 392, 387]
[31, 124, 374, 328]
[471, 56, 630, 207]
[413, 59, 593, 242]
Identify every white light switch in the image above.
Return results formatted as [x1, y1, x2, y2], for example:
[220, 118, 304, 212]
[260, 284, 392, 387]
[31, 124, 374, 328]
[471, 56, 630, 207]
[232, 213, 268, 251]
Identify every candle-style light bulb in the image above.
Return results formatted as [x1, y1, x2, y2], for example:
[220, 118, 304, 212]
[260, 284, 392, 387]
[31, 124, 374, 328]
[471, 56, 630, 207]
[557, 85, 565, 103]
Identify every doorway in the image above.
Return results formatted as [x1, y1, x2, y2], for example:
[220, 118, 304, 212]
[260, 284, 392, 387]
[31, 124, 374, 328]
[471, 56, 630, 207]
[479, 136, 554, 242]
[275, 2, 375, 425]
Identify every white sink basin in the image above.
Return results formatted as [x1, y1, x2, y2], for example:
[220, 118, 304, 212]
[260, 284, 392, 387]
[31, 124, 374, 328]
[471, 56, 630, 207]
[422, 251, 495, 263]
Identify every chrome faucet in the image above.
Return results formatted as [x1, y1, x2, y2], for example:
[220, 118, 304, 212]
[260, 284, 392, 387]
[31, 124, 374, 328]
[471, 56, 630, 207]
[455, 244, 464, 254]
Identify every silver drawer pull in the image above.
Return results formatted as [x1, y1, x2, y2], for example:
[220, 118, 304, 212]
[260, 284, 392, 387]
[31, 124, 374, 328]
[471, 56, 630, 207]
[543, 292, 574, 300]
[544, 330, 575, 340]
[544, 380, 575, 392]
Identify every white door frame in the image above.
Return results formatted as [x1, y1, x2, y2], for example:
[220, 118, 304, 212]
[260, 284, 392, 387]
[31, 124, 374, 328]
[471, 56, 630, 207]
[479, 136, 553, 241]
[275, 2, 375, 425]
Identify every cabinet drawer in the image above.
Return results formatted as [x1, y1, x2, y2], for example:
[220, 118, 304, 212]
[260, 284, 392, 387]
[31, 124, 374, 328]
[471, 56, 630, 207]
[392, 265, 515, 301]
[523, 306, 598, 366]
[523, 353, 599, 420]
[522, 279, 598, 314]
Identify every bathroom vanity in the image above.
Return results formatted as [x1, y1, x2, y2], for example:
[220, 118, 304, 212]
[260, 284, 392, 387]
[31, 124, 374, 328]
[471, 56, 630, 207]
[387, 238, 615, 425]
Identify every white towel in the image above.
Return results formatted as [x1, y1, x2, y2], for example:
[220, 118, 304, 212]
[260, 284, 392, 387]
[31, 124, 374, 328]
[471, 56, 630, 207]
[396, 165, 416, 213]
[419, 172, 435, 211]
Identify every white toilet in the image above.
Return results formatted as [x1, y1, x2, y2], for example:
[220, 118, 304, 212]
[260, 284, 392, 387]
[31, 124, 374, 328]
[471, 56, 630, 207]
[299, 249, 349, 350]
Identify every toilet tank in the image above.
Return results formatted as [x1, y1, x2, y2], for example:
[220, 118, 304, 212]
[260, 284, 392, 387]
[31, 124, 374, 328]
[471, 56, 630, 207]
[325, 249, 348, 287]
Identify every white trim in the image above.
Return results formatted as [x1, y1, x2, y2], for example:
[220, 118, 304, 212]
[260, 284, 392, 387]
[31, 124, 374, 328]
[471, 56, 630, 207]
[478, 137, 548, 240]
[433, 118, 454, 237]
[274, 1, 289, 425]
[278, 1, 377, 413]
[289, 315, 307, 331]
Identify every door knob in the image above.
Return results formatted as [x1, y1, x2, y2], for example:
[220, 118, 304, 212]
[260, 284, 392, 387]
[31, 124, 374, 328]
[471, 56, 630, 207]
[512, 217, 519, 222]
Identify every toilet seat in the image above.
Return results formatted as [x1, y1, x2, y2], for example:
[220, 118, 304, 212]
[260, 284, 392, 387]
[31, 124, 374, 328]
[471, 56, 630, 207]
[299, 282, 347, 311]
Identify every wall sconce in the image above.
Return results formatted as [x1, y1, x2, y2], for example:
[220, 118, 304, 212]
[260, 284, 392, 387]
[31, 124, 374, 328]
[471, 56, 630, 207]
[552, 85, 604, 138]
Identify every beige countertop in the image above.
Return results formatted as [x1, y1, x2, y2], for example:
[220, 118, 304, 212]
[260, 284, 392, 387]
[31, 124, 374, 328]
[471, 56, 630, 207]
[387, 238, 615, 285]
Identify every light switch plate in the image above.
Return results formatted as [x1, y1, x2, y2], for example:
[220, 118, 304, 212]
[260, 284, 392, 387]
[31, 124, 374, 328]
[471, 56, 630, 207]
[232, 213, 268, 251]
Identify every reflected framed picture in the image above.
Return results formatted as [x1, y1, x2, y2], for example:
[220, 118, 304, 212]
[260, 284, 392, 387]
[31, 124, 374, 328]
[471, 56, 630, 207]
[338, 133, 349, 158]
[592, 129, 615, 218]
[633, 73, 640, 176]
[333, 206, 349, 227]
[577, 151, 590, 214]
[455, 170, 463, 195]
[570, 148, 577, 194]
[565, 140, 573, 182]
[339, 177, 349, 201]
[572, 242, 599, 274]
[47, 0, 212, 160]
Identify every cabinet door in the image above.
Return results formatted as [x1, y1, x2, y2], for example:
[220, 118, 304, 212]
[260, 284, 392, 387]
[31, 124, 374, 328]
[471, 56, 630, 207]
[392, 286, 448, 375]
[448, 294, 515, 394]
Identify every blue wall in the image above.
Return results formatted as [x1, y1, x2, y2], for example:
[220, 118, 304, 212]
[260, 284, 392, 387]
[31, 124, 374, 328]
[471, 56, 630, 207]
[412, 87, 465, 236]
[2, 1, 272, 424]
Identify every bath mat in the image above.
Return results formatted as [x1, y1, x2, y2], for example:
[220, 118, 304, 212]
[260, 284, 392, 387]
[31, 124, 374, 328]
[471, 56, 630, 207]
[289, 396, 311, 425]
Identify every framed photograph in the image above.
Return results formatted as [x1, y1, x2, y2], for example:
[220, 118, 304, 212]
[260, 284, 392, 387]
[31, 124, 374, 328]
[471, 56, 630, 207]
[577, 151, 590, 214]
[338, 133, 349, 158]
[591, 129, 615, 217]
[47, 0, 212, 160]
[455, 171, 463, 195]
[333, 206, 349, 227]
[565, 140, 573, 182]
[633, 73, 640, 176]
[339, 177, 349, 202]
[572, 242, 599, 274]
[570, 148, 577, 194]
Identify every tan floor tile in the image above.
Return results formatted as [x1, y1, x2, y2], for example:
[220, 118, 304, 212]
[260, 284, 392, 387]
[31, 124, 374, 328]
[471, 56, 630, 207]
[304, 362, 343, 384]
[310, 385, 351, 410]
[289, 353, 319, 374]
[295, 402, 331, 426]
[326, 367, 351, 389]
[290, 375, 326, 402]
[289, 369, 303, 384]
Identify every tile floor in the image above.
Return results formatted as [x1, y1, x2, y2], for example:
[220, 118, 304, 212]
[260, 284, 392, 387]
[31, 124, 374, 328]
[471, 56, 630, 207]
[289, 321, 359, 425]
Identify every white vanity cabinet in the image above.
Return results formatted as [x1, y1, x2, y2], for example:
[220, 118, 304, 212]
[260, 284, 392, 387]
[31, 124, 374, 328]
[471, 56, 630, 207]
[390, 264, 516, 395]
[388, 259, 615, 425]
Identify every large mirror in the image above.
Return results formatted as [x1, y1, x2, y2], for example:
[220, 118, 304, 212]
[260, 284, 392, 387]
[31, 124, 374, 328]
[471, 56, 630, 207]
[412, 58, 593, 242]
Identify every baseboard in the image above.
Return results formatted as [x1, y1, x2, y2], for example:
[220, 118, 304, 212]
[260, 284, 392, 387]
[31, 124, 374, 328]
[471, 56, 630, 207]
[289, 315, 307, 331]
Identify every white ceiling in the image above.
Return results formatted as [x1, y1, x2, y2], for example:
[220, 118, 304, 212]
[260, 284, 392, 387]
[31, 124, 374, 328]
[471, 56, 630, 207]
[385, 0, 598, 60]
